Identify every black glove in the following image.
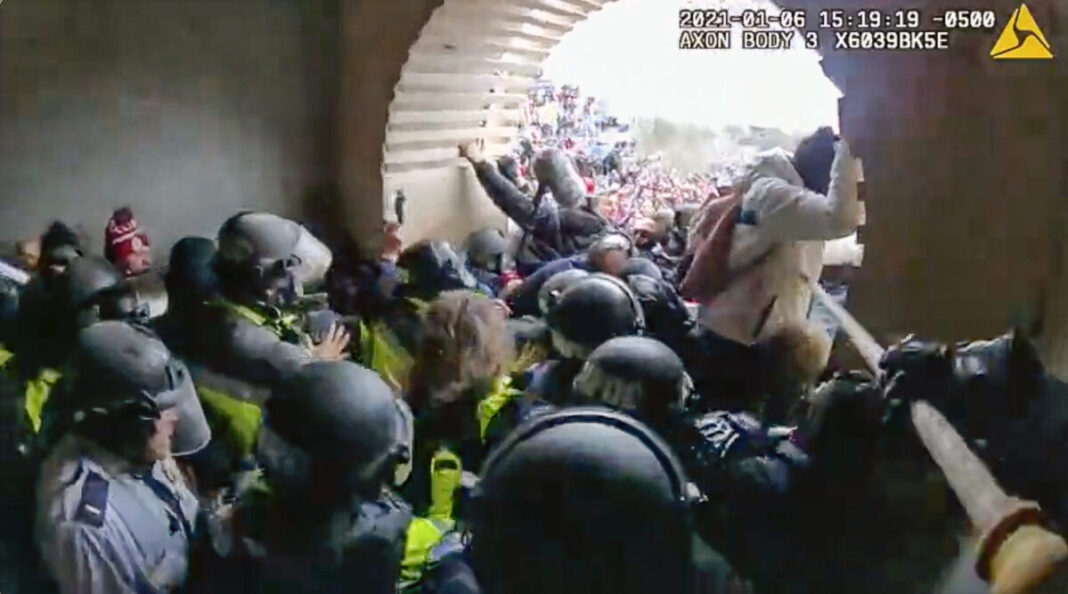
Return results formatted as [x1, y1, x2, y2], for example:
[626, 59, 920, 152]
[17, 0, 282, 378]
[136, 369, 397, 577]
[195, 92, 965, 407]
[878, 334, 954, 407]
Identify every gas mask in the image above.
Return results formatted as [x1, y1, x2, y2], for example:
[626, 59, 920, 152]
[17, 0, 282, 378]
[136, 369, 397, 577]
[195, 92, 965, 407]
[256, 255, 304, 309]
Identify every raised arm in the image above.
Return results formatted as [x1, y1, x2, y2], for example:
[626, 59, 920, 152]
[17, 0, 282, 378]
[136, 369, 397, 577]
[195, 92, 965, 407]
[744, 141, 860, 242]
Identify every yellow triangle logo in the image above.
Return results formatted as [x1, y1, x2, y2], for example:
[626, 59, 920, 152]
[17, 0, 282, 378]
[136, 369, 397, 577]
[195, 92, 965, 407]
[990, 4, 1054, 59]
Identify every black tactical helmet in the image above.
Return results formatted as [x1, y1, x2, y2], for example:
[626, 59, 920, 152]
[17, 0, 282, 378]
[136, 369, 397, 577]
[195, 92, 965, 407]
[537, 268, 590, 317]
[573, 336, 694, 426]
[621, 257, 663, 281]
[215, 212, 304, 307]
[626, 274, 693, 340]
[165, 236, 218, 303]
[397, 240, 477, 298]
[62, 321, 211, 456]
[463, 228, 508, 273]
[266, 361, 405, 496]
[40, 221, 85, 276]
[65, 256, 147, 329]
[471, 407, 694, 594]
[545, 273, 644, 360]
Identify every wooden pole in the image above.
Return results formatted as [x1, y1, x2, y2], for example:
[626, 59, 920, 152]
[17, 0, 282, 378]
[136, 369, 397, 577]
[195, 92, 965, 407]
[809, 282, 1068, 593]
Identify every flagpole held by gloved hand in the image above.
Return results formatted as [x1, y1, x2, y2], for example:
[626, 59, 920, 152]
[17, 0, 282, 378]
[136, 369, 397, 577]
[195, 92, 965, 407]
[809, 281, 1068, 594]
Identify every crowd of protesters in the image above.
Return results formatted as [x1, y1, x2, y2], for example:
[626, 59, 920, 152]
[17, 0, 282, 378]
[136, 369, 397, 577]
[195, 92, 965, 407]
[0, 79, 1064, 594]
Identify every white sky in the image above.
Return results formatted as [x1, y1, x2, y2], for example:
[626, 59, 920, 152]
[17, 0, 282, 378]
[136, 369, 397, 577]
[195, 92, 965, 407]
[541, 0, 841, 133]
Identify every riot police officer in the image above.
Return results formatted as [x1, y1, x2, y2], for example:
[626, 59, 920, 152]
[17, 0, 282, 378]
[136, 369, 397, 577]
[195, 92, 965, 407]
[529, 273, 644, 404]
[572, 335, 888, 591]
[228, 360, 413, 594]
[192, 212, 347, 389]
[396, 240, 480, 303]
[35, 321, 211, 594]
[349, 239, 480, 392]
[881, 330, 1068, 531]
[462, 228, 510, 296]
[5, 256, 154, 451]
[157, 236, 219, 357]
[465, 408, 746, 594]
[537, 267, 590, 318]
[625, 272, 694, 354]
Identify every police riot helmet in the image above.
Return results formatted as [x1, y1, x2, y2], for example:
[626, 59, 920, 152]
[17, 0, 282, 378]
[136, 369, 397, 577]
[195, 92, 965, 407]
[291, 225, 333, 289]
[537, 268, 590, 317]
[266, 361, 405, 497]
[626, 274, 692, 340]
[40, 221, 85, 276]
[215, 212, 304, 307]
[471, 407, 694, 594]
[621, 258, 663, 282]
[463, 228, 509, 273]
[396, 240, 477, 298]
[573, 336, 694, 427]
[63, 321, 211, 457]
[65, 256, 149, 329]
[545, 273, 644, 360]
[165, 236, 218, 304]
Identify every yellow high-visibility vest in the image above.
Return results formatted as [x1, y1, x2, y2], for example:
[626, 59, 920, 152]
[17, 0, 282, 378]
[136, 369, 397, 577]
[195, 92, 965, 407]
[204, 298, 304, 342]
[196, 384, 263, 461]
[25, 367, 61, 434]
[477, 376, 522, 442]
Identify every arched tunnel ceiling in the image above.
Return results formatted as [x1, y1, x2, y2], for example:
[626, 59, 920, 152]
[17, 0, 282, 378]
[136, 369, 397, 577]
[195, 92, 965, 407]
[382, 0, 609, 176]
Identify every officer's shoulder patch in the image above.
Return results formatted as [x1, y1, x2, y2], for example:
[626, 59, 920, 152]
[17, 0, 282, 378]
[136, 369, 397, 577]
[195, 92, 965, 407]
[73, 471, 109, 528]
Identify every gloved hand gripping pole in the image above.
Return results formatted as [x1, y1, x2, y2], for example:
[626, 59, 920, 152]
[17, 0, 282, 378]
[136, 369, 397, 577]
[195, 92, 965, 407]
[810, 281, 1068, 594]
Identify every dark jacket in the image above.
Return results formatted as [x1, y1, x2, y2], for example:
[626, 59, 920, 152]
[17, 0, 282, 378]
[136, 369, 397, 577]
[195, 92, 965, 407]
[471, 162, 610, 266]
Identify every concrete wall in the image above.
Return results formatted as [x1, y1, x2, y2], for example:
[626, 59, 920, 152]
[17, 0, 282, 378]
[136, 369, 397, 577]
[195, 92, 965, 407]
[0, 0, 339, 260]
[384, 166, 508, 246]
[806, 0, 1068, 352]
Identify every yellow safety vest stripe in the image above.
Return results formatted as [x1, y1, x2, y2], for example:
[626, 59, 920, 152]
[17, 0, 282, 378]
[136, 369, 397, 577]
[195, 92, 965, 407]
[400, 444, 461, 589]
[196, 384, 263, 459]
[477, 376, 521, 442]
[25, 368, 61, 434]
[399, 516, 455, 587]
[204, 298, 302, 340]
[358, 320, 414, 392]
[428, 447, 463, 523]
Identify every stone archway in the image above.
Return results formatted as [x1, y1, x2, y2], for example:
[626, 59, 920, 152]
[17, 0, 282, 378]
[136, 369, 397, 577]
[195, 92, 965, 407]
[344, 0, 1067, 366]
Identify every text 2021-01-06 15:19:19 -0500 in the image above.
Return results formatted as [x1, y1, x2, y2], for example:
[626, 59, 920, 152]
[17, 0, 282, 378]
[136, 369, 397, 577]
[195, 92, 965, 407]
[674, 7, 1031, 52]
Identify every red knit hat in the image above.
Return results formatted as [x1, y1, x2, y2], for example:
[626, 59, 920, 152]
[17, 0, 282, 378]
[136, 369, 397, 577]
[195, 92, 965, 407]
[105, 207, 151, 275]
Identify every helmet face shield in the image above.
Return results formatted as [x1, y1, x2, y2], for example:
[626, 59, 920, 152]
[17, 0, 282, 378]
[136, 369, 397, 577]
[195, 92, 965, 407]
[392, 398, 415, 487]
[153, 360, 212, 457]
[292, 227, 333, 288]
